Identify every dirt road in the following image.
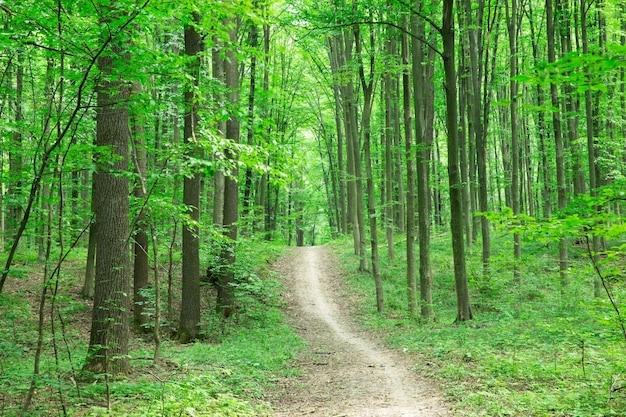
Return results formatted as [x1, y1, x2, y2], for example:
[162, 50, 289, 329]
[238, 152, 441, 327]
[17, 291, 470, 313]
[270, 246, 450, 417]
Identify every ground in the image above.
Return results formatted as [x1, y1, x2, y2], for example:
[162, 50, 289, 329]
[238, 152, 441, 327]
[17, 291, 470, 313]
[267, 246, 451, 417]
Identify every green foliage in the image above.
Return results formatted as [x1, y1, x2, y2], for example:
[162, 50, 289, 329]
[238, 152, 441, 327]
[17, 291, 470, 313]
[332, 228, 626, 416]
[0, 240, 301, 416]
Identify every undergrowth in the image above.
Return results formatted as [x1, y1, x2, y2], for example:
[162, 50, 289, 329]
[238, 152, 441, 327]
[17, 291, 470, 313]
[0, 240, 302, 416]
[333, 233, 626, 416]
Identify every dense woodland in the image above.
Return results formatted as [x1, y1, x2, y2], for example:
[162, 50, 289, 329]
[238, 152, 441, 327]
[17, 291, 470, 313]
[1, 0, 626, 415]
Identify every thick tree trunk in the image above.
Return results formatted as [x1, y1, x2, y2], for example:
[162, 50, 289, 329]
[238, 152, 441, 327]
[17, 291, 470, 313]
[85, 42, 131, 375]
[178, 13, 203, 343]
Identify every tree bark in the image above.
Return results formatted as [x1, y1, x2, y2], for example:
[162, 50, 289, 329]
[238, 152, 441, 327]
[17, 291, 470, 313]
[217, 19, 240, 318]
[442, 0, 473, 322]
[462, 0, 490, 276]
[505, 0, 522, 282]
[178, 13, 203, 343]
[85, 38, 131, 375]
[132, 82, 150, 333]
[547, 0, 569, 287]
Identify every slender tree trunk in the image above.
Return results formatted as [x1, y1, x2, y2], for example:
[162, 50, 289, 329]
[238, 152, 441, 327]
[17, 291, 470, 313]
[442, 0, 473, 322]
[356, 24, 383, 311]
[8, 52, 23, 240]
[328, 35, 348, 235]
[339, 29, 367, 270]
[242, 22, 259, 230]
[505, 0, 522, 282]
[462, 0, 490, 276]
[458, 44, 472, 249]
[217, 19, 240, 318]
[132, 82, 150, 333]
[384, 33, 395, 262]
[581, 0, 604, 297]
[212, 41, 226, 227]
[82, 186, 96, 299]
[528, 4, 553, 218]
[410, 9, 433, 319]
[547, 0, 569, 287]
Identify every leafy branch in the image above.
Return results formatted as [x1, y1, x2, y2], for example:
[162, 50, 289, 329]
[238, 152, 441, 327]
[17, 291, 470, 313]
[0, 0, 151, 293]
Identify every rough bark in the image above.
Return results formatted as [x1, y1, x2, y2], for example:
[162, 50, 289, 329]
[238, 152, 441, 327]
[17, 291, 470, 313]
[178, 13, 203, 343]
[85, 41, 131, 375]
[442, 0, 473, 322]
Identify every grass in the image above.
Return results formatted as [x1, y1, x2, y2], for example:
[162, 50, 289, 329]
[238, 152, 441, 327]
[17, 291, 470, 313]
[0, 240, 303, 417]
[333, 232, 626, 416]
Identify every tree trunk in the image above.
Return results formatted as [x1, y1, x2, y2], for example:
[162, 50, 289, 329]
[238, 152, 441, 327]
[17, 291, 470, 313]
[410, 8, 433, 319]
[547, 0, 569, 287]
[132, 82, 150, 333]
[356, 24, 383, 312]
[217, 20, 240, 318]
[442, 0, 473, 322]
[242, 22, 259, 230]
[8, 52, 23, 241]
[505, 0, 522, 282]
[384, 33, 395, 262]
[82, 187, 96, 299]
[178, 13, 203, 343]
[85, 38, 131, 375]
[581, 0, 604, 298]
[462, 0, 490, 276]
[212, 40, 226, 228]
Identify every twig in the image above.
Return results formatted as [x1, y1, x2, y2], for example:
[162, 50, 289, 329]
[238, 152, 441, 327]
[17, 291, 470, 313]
[585, 236, 626, 347]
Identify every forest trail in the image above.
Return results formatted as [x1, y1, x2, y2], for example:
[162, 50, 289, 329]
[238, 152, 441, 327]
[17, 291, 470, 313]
[269, 246, 451, 417]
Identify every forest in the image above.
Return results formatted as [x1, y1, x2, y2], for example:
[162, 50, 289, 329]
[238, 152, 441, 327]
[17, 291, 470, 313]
[1, 0, 625, 415]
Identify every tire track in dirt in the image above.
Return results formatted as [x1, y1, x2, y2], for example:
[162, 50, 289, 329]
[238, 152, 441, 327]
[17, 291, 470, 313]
[269, 246, 451, 417]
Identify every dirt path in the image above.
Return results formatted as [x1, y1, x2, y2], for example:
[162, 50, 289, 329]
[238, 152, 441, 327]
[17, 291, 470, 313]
[269, 246, 451, 417]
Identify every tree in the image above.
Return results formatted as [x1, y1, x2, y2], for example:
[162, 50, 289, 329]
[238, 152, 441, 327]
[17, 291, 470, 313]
[442, 0, 473, 322]
[546, 0, 569, 287]
[131, 82, 150, 333]
[216, 17, 240, 318]
[355, 23, 384, 312]
[85, 8, 132, 374]
[505, 0, 522, 281]
[410, 5, 434, 319]
[178, 12, 203, 343]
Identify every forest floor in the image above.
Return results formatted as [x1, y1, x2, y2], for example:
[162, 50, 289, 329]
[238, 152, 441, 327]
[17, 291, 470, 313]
[267, 246, 451, 417]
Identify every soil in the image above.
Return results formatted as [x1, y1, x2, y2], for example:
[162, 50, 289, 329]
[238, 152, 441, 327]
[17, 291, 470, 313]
[268, 246, 451, 417]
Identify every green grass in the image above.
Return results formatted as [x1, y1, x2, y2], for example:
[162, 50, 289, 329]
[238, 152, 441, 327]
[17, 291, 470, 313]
[333, 233, 626, 416]
[0, 241, 302, 416]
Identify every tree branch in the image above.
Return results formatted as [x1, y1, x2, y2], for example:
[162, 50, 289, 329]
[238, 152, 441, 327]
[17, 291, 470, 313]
[0, 0, 152, 293]
[300, 20, 442, 59]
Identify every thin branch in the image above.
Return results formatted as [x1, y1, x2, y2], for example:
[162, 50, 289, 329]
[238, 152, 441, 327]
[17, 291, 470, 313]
[300, 20, 442, 59]
[392, 0, 443, 33]
[585, 236, 626, 347]
[0, 0, 152, 294]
